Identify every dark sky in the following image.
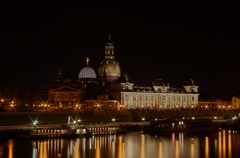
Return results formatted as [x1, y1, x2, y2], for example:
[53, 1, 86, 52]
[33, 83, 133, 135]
[0, 4, 240, 97]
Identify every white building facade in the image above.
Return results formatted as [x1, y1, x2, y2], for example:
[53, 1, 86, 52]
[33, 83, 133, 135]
[120, 80, 199, 109]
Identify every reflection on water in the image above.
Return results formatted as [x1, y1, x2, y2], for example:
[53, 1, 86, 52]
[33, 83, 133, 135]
[1, 129, 240, 158]
[8, 140, 13, 158]
[205, 137, 209, 158]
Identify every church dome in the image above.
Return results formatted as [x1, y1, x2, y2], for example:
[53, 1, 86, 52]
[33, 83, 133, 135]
[98, 35, 121, 81]
[98, 60, 121, 80]
[78, 66, 97, 79]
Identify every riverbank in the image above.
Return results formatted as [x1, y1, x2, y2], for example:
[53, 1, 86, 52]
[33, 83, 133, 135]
[0, 109, 240, 126]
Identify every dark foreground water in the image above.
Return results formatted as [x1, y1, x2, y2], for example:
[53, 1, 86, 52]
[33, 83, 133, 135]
[0, 129, 240, 158]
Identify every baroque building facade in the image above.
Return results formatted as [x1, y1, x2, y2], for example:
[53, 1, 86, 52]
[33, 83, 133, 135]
[47, 35, 199, 109]
[120, 79, 199, 109]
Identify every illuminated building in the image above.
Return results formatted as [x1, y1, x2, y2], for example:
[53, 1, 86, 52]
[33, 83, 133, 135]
[232, 96, 240, 109]
[98, 35, 121, 82]
[47, 69, 84, 106]
[120, 78, 199, 109]
[47, 35, 199, 109]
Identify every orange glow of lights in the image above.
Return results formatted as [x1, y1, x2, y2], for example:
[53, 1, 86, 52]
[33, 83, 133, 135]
[8, 140, 14, 158]
[205, 137, 209, 158]
[175, 140, 179, 158]
[228, 130, 232, 158]
[223, 130, 226, 158]
[218, 131, 222, 158]
[159, 142, 163, 158]
[190, 143, 194, 158]
[96, 140, 100, 158]
[141, 134, 145, 158]
[118, 136, 123, 158]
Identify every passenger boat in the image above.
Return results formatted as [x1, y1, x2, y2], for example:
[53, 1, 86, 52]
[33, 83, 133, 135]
[146, 118, 219, 135]
[30, 126, 87, 138]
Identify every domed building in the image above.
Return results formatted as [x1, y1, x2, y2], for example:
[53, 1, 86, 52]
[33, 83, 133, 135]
[46, 35, 200, 110]
[78, 67, 96, 79]
[98, 35, 121, 82]
[78, 57, 97, 83]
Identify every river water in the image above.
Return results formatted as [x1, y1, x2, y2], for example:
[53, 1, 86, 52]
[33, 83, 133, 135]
[0, 129, 239, 158]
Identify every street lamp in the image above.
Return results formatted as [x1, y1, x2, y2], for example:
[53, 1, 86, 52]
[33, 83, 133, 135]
[33, 120, 38, 128]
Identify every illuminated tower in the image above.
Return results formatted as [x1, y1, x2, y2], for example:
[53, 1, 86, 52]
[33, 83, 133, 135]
[98, 35, 121, 82]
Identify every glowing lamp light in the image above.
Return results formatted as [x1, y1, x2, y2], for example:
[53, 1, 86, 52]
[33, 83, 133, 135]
[179, 121, 184, 125]
[141, 117, 145, 121]
[33, 120, 38, 126]
[232, 116, 237, 120]
[112, 118, 116, 122]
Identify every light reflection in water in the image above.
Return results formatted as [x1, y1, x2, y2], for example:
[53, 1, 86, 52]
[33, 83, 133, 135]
[190, 143, 194, 158]
[95, 139, 100, 158]
[8, 139, 14, 158]
[175, 140, 179, 158]
[228, 130, 232, 158]
[82, 138, 86, 158]
[218, 131, 222, 158]
[0, 129, 239, 158]
[32, 142, 37, 158]
[171, 132, 175, 158]
[159, 142, 163, 158]
[122, 141, 125, 158]
[223, 130, 226, 158]
[205, 137, 209, 158]
[118, 136, 123, 158]
[179, 133, 184, 155]
[74, 139, 80, 158]
[141, 134, 145, 158]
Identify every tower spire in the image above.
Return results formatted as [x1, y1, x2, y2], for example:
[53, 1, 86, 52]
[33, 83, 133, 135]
[105, 34, 115, 60]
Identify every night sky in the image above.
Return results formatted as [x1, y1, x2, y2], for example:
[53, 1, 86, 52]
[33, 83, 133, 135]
[1, 5, 240, 97]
